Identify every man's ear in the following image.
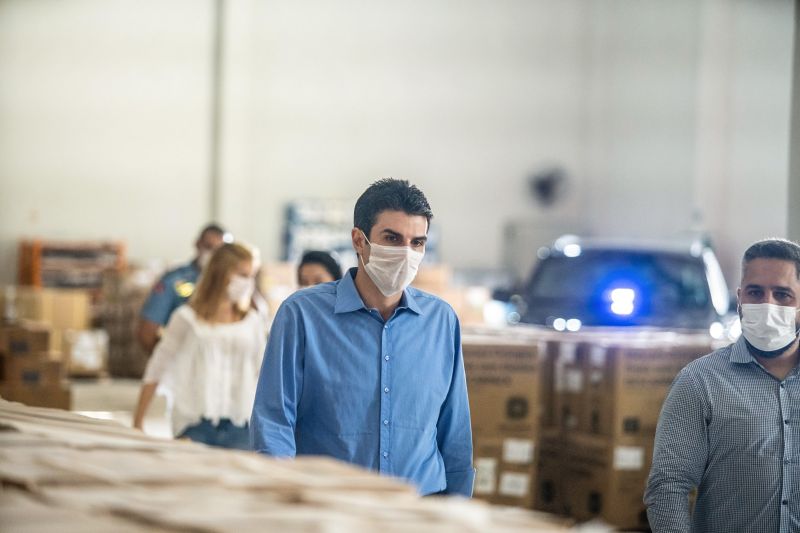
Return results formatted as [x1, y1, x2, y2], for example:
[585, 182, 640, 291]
[351, 228, 365, 255]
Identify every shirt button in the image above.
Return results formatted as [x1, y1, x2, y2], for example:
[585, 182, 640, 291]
[786, 419, 790, 425]
[383, 452, 388, 458]
[384, 355, 390, 361]
[785, 459, 791, 464]
[383, 419, 389, 425]
[783, 499, 788, 505]
[384, 387, 389, 393]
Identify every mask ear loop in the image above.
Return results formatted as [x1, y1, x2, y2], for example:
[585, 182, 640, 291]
[357, 230, 371, 269]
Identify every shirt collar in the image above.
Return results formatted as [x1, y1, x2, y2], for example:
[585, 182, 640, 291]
[334, 268, 423, 316]
[730, 335, 757, 364]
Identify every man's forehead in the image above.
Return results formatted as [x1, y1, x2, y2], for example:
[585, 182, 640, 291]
[742, 258, 800, 284]
[372, 211, 428, 234]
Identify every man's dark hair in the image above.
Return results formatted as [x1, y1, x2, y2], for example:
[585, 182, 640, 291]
[299, 250, 343, 281]
[353, 179, 433, 237]
[198, 222, 226, 240]
[742, 238, 800, 280]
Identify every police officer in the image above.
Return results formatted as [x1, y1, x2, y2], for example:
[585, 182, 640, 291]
[136, 223, 227, 354]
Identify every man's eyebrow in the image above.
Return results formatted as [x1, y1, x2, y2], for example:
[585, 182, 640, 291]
[743, 284, 794, 292]
[771, 285, 795, 292]
[379, 229, 428, 242]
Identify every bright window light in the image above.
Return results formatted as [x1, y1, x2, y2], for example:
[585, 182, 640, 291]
[553, 318, 567, 331]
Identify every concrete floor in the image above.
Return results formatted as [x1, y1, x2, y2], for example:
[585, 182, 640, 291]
[71, 378, 172, 439]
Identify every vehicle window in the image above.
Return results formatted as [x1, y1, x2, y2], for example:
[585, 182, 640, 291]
[525, 250, 712, 326]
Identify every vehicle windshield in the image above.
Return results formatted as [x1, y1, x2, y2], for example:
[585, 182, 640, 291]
[522, 249, 716, 328]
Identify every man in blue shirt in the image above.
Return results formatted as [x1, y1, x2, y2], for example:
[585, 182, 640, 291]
[137, 223, 227, 353]
[251, 179, 475, 497]
[645, 238, 800, 532]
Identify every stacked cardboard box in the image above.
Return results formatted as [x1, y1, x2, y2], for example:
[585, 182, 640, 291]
[461, 325, 719, 530]
[541, 332, 715, 530]
[99, 271, 151, 378]
[0, 322, 71, 409]
[258, 261, 297, 317]
[0, 399, 573, 531]
[463, 333, 552, 508]
[1, 286, 107, 377]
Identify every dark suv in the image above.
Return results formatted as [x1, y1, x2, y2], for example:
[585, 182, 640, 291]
[509, 235, 736, 337]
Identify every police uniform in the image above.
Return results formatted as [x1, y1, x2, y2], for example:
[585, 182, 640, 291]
[140, 262, 201, 326]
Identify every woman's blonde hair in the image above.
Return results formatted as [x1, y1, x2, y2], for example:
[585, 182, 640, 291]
[190, 242, 253, 321]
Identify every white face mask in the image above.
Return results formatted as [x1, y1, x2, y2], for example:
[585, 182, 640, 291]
[740, 303, 799, 354]
[227, 274, 255, 306]
[197, 250, 213, 269]
[360, 231, 424, 297]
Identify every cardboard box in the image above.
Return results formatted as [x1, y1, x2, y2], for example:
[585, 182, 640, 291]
[62, 329, 109, 377]
[463, 337, 545, 439]
[551, 340, 586, 432]
[561, 432, 652, 530]
[1, 354, 64, 386]
[0, 322, 51, 356]
[473, 437, 538, 508]
[0, 382, 72, 410]
[534, 429, 566, 515]
[13, 287, 92, 331]
[581, 337, 712, 438]
[412, 264, 453, 294]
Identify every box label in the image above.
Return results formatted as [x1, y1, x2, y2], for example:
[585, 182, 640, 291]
[590, 345, 606, 367]
[565, 369, 583, 392]
[614, 446, 644, 471]
[502, 438, 535, 464]
[474, 458, 497, 495]
[559, 342, 577, 363]
[499, 472, 530, 498]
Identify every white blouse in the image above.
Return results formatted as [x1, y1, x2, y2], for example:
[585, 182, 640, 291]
[143, 305, 268, 437]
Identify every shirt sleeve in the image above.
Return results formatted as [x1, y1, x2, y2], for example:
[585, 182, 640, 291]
[436, 315, 476, 497]
[140, 273, 177, 326]
[142, 307, 192, 384]
[249, 300, 304, 457]
[644, 367, 709, 532]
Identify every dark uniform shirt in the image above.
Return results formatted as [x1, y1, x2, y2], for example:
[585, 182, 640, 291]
[140, 261, 200, 326]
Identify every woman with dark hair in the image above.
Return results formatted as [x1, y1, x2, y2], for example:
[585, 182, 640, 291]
[297, 250, 342, 287]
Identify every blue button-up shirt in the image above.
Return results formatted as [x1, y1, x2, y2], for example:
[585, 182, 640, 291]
[250, 269, 475, 497]
[645, 336, 800, 532]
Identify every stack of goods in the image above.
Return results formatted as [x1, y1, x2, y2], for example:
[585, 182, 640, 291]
[1, 286, 106, 378]
[462, 329, 556, 509]
[413, 266, 491, 326]
[534, 331, 717, 530]
[258, 262, 297, 319]
[98, 270, 153, 378]
[0, 322, 71, 409]
[461, 324, 720, 530]
[0, 399, 573, 532]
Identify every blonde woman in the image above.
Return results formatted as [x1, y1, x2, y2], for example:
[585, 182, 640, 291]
[133, 242, 267, 449]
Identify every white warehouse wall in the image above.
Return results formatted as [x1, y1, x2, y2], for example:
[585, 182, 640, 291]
[0, 0, 214, 280]
[0, 0, 796, 288]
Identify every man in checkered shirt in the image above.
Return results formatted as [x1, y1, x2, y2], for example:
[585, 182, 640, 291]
[646, 238, 800, 532]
